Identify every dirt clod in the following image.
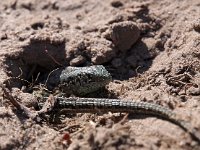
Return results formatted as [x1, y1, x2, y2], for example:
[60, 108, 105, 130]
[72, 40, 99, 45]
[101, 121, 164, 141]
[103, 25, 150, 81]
[110, 1, 123, 8]
[70, 55, 86, 66]
[105, 21, 140, 52]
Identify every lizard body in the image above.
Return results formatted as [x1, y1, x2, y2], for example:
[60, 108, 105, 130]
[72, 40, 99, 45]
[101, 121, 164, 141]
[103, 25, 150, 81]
[40, 65, 200, 142]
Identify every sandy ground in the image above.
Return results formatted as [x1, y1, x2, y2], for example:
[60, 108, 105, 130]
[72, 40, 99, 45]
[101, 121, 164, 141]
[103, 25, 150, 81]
[0, 0, 200, 149]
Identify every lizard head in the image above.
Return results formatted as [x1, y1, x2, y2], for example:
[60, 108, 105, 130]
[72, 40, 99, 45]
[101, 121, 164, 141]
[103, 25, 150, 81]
[59, 65, 112, 95]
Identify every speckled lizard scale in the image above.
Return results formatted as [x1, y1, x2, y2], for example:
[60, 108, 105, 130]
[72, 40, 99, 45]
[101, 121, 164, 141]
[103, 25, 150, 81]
[53, 97, 175, 117]
[43, 65, 200, 142]
[42, 97, 199, 142]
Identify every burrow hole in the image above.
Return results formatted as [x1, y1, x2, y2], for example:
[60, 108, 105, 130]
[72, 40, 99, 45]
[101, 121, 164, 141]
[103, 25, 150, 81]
[4, 39, 66, 93]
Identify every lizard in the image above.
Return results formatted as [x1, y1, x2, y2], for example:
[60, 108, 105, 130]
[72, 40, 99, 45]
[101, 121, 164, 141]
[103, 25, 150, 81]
[35, 65, 200, 142]
[2, 65, 200, 143]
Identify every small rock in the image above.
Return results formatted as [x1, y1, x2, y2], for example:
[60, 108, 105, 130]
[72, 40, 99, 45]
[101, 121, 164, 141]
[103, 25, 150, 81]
[31, 21, 44, 30]
[187, 86, 200, 96]
[110, 1, 123, 8]
[192, 18, 200, 32]
[180, 95, 187, 102]
[0, 33, 8, 40]
[107, 14, 126, 24]
[106, 21, 140, 52]
[70, 55, 86, 66]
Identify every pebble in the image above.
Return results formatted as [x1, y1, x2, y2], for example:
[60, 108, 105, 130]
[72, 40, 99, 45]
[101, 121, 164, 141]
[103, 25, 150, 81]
[70, 55, 86, 66]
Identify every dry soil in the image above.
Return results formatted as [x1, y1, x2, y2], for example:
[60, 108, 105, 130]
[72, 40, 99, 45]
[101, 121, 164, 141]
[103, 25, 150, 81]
[0, 0, 200, 150]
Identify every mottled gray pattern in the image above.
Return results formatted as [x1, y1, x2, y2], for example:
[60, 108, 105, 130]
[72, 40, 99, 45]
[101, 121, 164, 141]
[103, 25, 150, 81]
[46, 65, 112, 95]
[44, 97, 199, 142]
[44, 65, 200, 142]
[59, 65, 112, 95]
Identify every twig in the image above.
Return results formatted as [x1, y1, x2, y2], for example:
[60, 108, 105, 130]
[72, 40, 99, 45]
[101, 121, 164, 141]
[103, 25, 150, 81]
[2, 85, 36, 119]
[45, 68, 60, 86]
[59, 124, 81, 133]
[2, 85, 57, 122]
[45, 48, 63, 67]
[135, 66, 141, 76]
[27, 64, 37, 81]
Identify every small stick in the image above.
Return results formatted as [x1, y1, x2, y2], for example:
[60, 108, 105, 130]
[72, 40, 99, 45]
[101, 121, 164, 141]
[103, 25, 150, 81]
[2, 85, 57, 122]
[45, 48, 63, 67]
[45, 68, 59, 86]
[5, 67, 31, 85]
[2, 85, 36, 119]
[27, 64, 37, 81]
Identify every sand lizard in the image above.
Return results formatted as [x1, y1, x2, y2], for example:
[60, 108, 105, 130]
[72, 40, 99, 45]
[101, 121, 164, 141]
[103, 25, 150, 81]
[38, 65, 200, 142]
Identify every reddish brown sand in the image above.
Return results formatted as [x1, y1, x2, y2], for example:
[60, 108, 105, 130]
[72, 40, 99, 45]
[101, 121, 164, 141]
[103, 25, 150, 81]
[0, 0, 200, 149]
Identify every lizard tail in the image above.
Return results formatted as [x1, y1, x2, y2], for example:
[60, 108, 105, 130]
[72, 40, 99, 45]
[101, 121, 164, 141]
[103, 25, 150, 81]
[174, 119, 200, 143]
[41, 97, 200, 143]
